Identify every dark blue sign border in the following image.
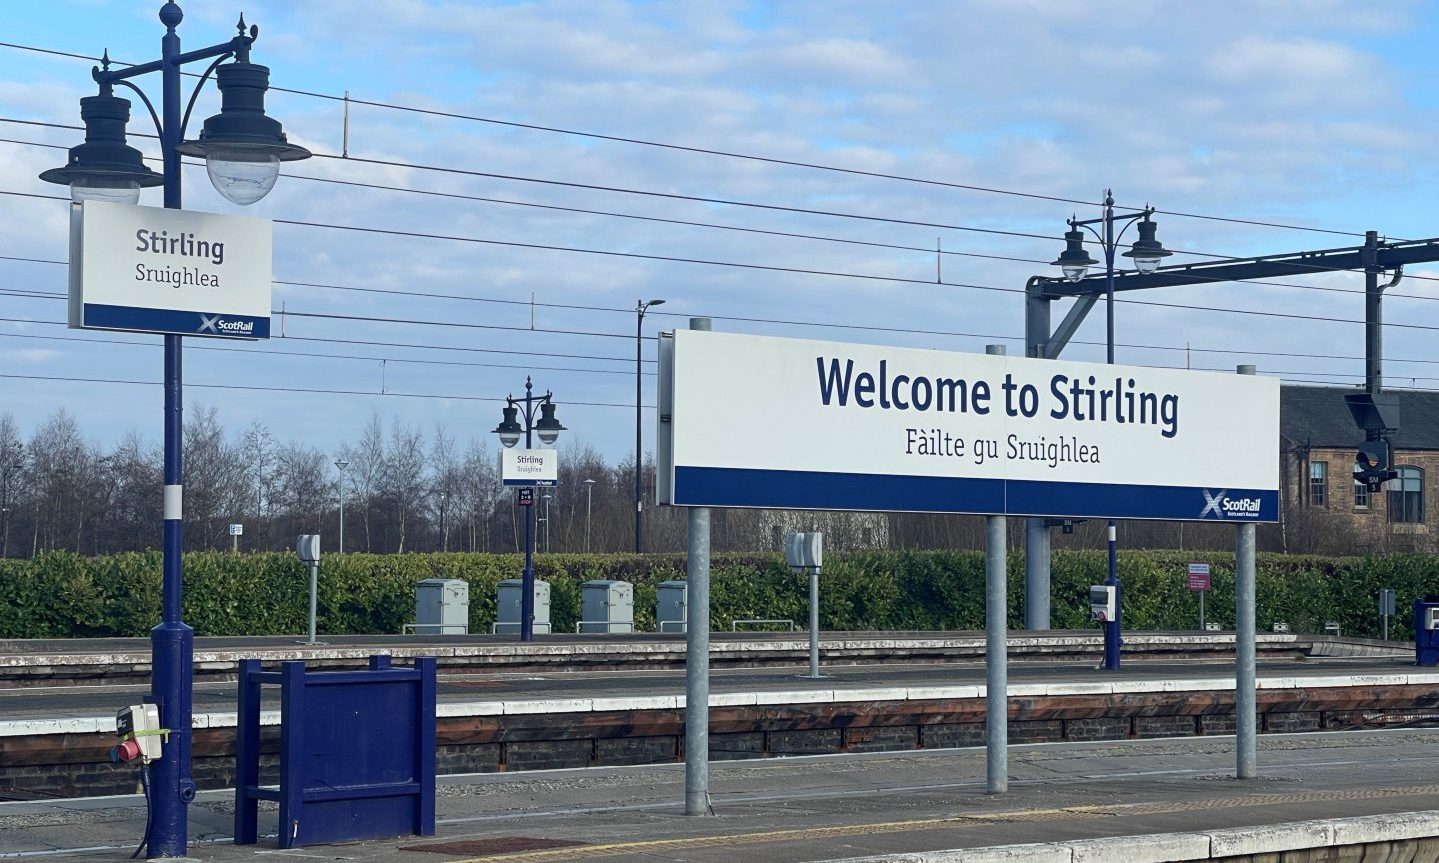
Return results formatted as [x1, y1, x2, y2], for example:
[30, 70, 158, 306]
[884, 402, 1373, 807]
[82, 303, 269, 339]
[673, 465, 1279, 522]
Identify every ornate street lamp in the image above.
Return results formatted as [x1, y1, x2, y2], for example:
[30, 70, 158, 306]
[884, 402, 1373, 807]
[635, 298, 665, 553]
[37, 4, 309, 856]
[335, 458, 350, 553]
[1051, 191, 1172, 673]
[493, 377, 564, 641]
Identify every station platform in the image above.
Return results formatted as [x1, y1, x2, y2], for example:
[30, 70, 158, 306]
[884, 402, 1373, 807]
[0, 631, 1429, 808]
[5, 727, 1439, 862]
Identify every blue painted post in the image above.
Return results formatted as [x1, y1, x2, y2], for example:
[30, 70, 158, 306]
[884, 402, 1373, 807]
[416, 657, 437, 836]
[149, 3, 195, 856]
[234, 659, 261, 845]
[278, 661, 306, 849]
[521, 414, 535, 640]
[1101, 193, 1122, 672]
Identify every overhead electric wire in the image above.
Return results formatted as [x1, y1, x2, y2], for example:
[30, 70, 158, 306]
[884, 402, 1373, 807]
[0, 371, 652, 408]
[0, 40, 1376, 241]
[0, 330, 655, 376]
[3, 129, 1435, 301]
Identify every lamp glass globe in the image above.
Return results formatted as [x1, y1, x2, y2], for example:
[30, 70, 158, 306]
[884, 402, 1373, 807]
[206, 147, 281, 205]
[70, 177, 140, 206]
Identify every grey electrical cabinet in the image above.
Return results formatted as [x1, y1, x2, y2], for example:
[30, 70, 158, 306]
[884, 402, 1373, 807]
[414, 578, 469, 635]
[579, 580, 634, 634]
[496, 578, 551, 634]
[656, 580, 687, 633]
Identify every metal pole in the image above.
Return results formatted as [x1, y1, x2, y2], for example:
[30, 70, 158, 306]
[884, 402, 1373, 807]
[151, 4, 194, 855]
[520, 383, 536, 642]
[1236, 363, 1257, 779]
[306, 561, 318, 645]
[1023, 278, 1052, 630]
[984, 343, 1008, 794]
[1101, 192, 1121, 672]
[685, 316, 712, 816]
[1364, 231, 1382, 395]
[1200, 589, 1206, 631]
[635, 302, 644, 554]
[338, 475, 345, 554]
[1024, 519, 1050, 630]
[807, 568, 821, 678]
[584, 480, 593, 553]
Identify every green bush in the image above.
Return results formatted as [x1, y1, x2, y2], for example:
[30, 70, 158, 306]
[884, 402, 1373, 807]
[0, 549, 1432, 640]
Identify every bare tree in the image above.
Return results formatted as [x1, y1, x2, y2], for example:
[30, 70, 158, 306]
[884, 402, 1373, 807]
[183, 406, 248, 549]
[270, 441, 329, 540]
[338, 413, 386, 552]
[239, 421, 277, 545]
[380, 419, 427, 553]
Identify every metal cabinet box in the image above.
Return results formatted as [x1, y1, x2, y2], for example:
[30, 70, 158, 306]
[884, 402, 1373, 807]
[497, 578, 551, 634]
[414, 578, 469, 635]
[580, 580, 634, 634]
[656, 580, 687, 633]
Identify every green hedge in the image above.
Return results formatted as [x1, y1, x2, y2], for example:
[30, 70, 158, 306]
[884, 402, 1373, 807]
[0, 549, 1435, 640]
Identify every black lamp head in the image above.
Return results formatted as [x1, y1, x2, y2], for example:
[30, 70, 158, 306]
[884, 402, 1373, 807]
[1121, 213, 1173, 273]
[494, 405, 523, 448]
[1052, 227, 1098, 282]
[39, 90, 163, 199]
[535, 401, 565, 445]
[176, 60, 310, 163]
[176, 60, 310, 205]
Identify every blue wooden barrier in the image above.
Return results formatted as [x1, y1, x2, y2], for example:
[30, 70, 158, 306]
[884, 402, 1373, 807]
[234, 655, 437, 848]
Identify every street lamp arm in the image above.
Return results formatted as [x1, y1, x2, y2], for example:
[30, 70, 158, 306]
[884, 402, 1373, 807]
[109, 78, 164, 140]
[179, 53, 237, 138]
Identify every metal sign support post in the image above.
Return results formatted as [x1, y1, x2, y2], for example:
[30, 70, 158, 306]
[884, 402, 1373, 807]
[785, 532, 825, 680]
[984, 344, 1008, 793]
[1236, 365, 1258, 779]
[684, 317, 712, 816]
[808, 567, 821, 678]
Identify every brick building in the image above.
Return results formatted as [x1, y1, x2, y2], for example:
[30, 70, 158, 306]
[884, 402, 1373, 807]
[1282, 385, 1439, 551]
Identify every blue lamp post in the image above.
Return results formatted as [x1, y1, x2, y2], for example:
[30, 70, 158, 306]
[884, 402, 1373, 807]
[494, 377, 565, 641]
[1052, 190, 1171, 671]
[39, 3, 309, 856]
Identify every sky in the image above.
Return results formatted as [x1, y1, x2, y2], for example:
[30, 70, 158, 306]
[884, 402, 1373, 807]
[3, 0, 1439, 468]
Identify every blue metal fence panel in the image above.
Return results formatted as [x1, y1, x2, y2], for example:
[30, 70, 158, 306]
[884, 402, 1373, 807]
[234, 655, 437, 849]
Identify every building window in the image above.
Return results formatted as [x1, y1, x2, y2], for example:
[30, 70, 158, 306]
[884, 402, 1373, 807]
[1354, 478, 1370, 509]
[1388, 466, 1424, 524]
[1308, 461, 1327, 507]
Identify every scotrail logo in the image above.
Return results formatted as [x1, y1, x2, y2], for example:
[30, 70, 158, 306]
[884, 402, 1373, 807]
[198, 314, 254, 336]
[1200, 489, 1262, 519]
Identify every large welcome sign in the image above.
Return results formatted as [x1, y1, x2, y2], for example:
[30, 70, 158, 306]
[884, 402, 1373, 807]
[657, 330, 1279, 522]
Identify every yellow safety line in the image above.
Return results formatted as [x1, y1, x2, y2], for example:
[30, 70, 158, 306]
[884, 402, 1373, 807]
[442, 783, 1439, 863]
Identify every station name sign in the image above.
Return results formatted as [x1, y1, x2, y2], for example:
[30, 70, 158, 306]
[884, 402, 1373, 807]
[69, 200, 272, 339]
[657, 331, 1280, 522]
[501, 448, 558, 487]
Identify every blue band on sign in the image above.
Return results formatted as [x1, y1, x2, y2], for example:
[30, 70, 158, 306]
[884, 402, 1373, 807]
[672, 465, 1279, 522]
[83, 304, 270, 339]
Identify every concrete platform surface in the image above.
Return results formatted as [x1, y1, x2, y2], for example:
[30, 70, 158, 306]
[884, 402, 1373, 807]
[6, 728, 1439, 862]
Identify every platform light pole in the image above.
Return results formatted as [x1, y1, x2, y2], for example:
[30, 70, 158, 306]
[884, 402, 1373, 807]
[635, 299, 665, 553]
[38, 4, 309, 855]
[335, 458, 349, 554]
[584, 478, 595, 553]
[494, 377, 565, 641]
[0, 442, 20, 559]
[1052, 190, 1171, 672]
